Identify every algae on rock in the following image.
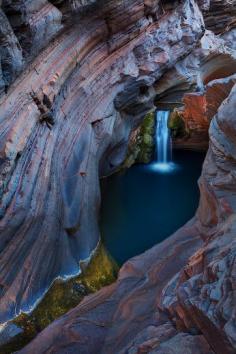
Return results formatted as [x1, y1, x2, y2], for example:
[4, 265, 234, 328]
[137, 112, 155, 163]
[123, 111, 155, 167]
[0, 244, 118, 354]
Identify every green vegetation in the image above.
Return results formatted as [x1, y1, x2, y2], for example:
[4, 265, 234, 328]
[0, 244, 118, 354]
[123, 111, 155, 168]
[168, 109, 186, 138]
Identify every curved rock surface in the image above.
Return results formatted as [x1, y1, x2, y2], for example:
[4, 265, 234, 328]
[161, 84, 236, 354]
[21, 84, 236, 354]
[174, 74, 236, 150]
[0, 0, 236, 352]
[0, 0, 205, 326]
[19, 222, 211, 354]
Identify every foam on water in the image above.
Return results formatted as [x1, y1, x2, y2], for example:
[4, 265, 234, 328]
[149, 162, 179, 173]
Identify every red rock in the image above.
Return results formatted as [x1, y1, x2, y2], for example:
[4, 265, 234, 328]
[174, 75, 236, 151]
[0, 0, 236, 353]
[0, 0, 205, 330]
[19, 222, 208, 354]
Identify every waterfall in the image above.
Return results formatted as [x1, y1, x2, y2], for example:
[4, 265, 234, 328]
[156, 110, 171, 164]
[152, 110, 175, 173]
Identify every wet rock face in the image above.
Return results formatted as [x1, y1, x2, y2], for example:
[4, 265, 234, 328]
[122, 112, 156, 168]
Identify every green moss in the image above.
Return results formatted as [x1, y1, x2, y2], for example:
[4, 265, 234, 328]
[122, 111, 155, 168]
[136, 112, 155, 164]
[168, 109, 186, 138]
[0, 244, 118, 354]
[79, 244, 118, 292]
[122, 142, 140, 168]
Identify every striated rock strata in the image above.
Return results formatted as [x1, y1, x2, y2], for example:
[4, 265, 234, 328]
[0, 0, 205, 329]
[173, 74, 236, 150]
[21, 83, 236, 354]
[0, 0, 236, 352]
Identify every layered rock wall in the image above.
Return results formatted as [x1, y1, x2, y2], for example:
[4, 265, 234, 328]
[0, 0, 236, 353]
[0, 0, 205, 329]
[21, 82, 236, 354]
[160, 83, 236, 354]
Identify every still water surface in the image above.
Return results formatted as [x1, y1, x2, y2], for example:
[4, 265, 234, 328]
[100, 150, 205, 265]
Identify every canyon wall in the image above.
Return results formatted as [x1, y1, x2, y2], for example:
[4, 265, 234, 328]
[0, 0, 205, 326]
[0, 0, 235, 352]
[21, 84, 236, 354]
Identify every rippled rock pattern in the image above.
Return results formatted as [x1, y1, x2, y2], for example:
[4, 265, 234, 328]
[22, 85, 236, 354]
[0, 0, 236, 353]
[0, 0, 205, 326]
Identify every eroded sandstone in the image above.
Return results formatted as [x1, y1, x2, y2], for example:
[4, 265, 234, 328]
[20, 83, 236, 354]
[0, 0, 205, 331]
[0, 0, 236, 353]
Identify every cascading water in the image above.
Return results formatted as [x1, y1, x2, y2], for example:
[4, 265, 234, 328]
[152, 110, 176, 172]
[156, 110, 171, 164]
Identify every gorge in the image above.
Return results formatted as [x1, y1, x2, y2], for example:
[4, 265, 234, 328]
[0, 0, 235, 353]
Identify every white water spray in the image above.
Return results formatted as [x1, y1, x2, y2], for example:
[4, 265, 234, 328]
[156, 110, 171, 164]
[151, 110, 176, 173]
